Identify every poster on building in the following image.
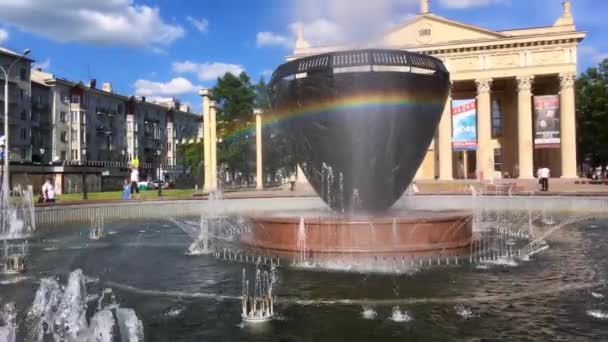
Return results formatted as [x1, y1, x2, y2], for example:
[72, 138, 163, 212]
[452, 99, 477, 151]
[533, 95, 560, 148]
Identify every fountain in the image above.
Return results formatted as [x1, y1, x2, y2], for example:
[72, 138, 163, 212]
[1, 240, 27, 274]
[0, 302, 16, 342]
[0, 185, 36, 240]
[244, 49, 472, 260]
[26, 269, 144, 341]
[241, 266, 274, 322]
[89, 215, 105, 240]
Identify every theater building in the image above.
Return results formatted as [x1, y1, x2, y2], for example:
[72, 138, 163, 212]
[291, 0, 585, 180]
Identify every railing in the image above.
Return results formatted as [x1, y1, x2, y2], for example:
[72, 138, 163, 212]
[58, 160, 153, 169]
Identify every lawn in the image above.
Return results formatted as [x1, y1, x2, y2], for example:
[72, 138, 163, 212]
[56, 189, 197, 203]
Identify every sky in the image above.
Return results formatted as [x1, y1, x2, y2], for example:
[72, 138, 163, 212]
[0, 0, 605, 113]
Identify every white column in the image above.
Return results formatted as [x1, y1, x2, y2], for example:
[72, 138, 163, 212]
[475, 78, 493, 179]
[559, 72, 577, 178]
[438, 83, 453, 180]
[199, 89, 212, 191]
[209, 100, 218, 190]
[254, 109, 263, 190]
[516, 75, 535, 179]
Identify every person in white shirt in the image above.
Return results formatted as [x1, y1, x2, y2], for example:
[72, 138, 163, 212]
[290, 173, 296, 192]
[537, 167, 550, 191]
[130, 167, 139, 197]
[41, 178, 56, 203]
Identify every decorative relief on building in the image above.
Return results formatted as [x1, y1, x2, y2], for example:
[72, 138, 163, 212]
[475, 78, 493, 94]
[559, 72, 576, 90]
[449, 56, 479, 71]
[531, 50, 566, 66]
[516, 75, 534, 92]
[490, 54, 520, 69]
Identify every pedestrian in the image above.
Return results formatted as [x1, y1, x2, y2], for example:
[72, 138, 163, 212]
[538, 166, 550, 191]
[130, 161, 140, 199]
[290, 173, 296, 192]
[41, 178, 56, 203]
[122, 178, 131, 200]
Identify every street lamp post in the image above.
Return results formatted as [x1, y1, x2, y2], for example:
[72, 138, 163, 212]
[157, 150, 162, 197]
[0, 48, 30, 201]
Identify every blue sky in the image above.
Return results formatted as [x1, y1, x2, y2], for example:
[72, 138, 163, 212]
[0, 0, 605, 113]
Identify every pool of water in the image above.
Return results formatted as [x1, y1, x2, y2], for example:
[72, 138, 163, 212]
[2, 215, 608, 341]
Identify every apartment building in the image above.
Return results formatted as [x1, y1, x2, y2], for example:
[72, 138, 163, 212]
[31, 70, 202, 171]
[0, 47, 34, 161]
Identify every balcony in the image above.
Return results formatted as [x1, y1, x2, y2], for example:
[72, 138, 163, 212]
[96, 124, 112, 135]
[96, 107, 118, 116]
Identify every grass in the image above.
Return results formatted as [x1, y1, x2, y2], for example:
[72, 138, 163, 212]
[56, 189, 197, 203]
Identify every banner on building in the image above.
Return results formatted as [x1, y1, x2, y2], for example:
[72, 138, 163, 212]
[452, 99, 477, 151]
[533, 95, 560, 149]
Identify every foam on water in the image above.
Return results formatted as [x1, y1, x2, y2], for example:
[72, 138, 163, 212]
[591, 292, 604, 299]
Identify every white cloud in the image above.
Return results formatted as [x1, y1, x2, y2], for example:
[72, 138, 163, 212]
[186, 16, 208, 34]
[579, 45, 608, 64]
[438, 0, 505, 9]
[256, 31, 292, 48]
[0, 28, 7, 44]
[172, 61, 245, 81]
[32, 58, 51, 71]
[134, 77, 201, 98]
[0, 0, 184, 47]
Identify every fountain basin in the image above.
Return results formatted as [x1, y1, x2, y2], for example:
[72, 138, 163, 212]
[242, 211, 472, 254]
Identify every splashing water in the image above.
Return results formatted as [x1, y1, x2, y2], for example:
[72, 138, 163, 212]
[361, 306, 377, 319]
[241, 266, 275, 322]
[0, 185, 36, 240]
[591, 292, 604, 299]
[587, 310, 608, 320]
[389, 306, 412, 322]
[26, 269, 144, 341]
[0, 302, 16, 342]
[454, 304, 475, 319]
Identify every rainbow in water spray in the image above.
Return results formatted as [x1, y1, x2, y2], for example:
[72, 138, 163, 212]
[219, 91, 446, 143]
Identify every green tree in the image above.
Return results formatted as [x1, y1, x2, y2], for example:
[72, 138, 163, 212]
[254, 76, 297, 183]
[213, 72, 257, 181]
[576, 59, 608, 167]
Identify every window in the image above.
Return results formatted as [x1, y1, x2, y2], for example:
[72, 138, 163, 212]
[36, 95, 42, 105]
[60, 131, 68, 143]
[71, 149, 78, 160]
[71, 111, 79, 123]
[60, 151, 67, 160]
[20, 110, 26, 120]
[61, 93, 69, 104]
[20, 149, 26, 160]
[71, 129, 78, 141]
[19, 89, 24, 101]
[71, 94, 80, 104]
[20, 128, 27, 141]
[491, 99, 503, 138]
[494, 148, 502, 172]
[117, 104, 122, 114]
[20, 68, 26, 81]
[60, 111, 67, 123]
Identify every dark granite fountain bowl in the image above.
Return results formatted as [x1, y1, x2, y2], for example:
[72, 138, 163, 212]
[270, 49, 451, 212]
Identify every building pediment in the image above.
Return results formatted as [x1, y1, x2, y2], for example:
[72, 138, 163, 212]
[384, 14, 509, 47]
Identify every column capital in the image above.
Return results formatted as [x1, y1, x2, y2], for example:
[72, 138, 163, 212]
[516, 74, 534, 92]
[559, 72, 576, 90]
[253, 108, 263, 116]
[199, 88, 213, 98]
[475, 78, 493, 94]
[209, 100, 217, 109]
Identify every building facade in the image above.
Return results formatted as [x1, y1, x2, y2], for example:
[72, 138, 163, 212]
[292, 0, 585, 180]
[0, 47, 35, 161]
[0, 49, 203, 192]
